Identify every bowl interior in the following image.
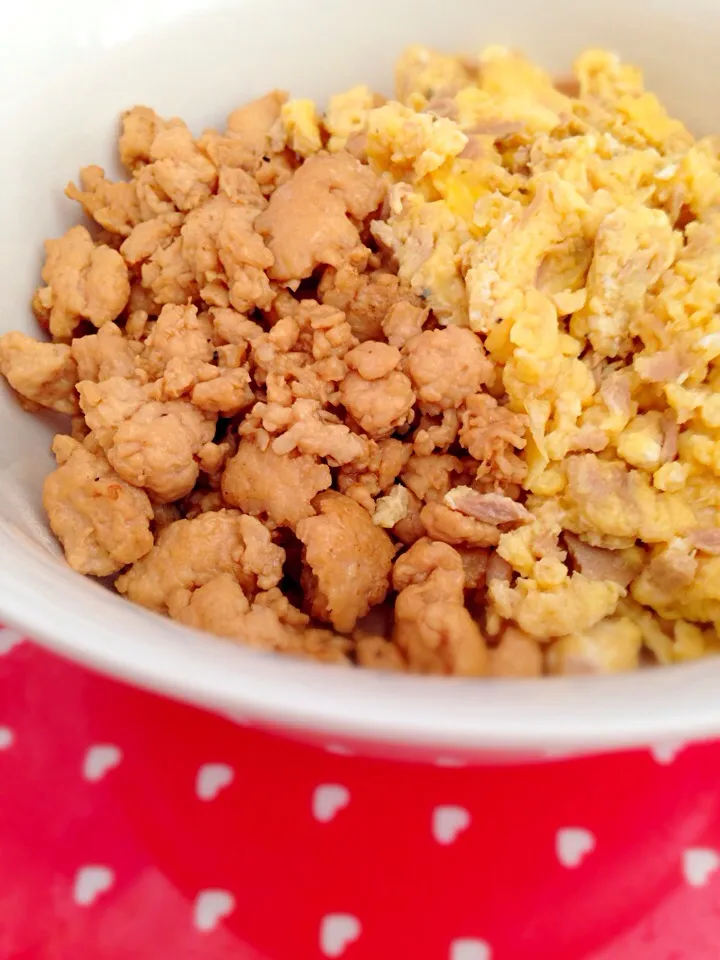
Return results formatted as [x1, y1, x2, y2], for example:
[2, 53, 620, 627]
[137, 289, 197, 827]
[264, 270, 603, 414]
[3, 0, 720, 755]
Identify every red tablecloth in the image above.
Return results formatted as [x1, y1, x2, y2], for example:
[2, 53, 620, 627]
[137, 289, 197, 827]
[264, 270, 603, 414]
[1, 623, 719, 959]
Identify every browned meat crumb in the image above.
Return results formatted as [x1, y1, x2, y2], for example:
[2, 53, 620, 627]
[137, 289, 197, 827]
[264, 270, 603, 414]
[191, 368, 254, 416]
[142, 124, 218, 213]
[262, 398, 370, 466]
[420, 501, 501, 547]
[296, 491, 395, 632]
[254, 587, 311, 629]
[172, 575, 353, 664]
[403, 327, 494, 413]
[140, 303, 215, 396]
[382, 300, 429, 348]
[0, 332, 78, 414]
[119, 106, 185, 172]
[116, 509, 285, 613]
[392, 538, 487, 675]
[71, 323, 142, 383]
[256, 152, 385, 282]
[43, 435, 153, 576]
[32, 225, 131, 339]
[180, 193, 274, 313]
[222, 439, 332, 528]
[459, 394, 528, 484]
[78, 377, 216, 502]
[345, 342, 401, 379]
[339, 369, 415, 438]
[401, 453, 464, 503]
[202, 92, 288, 177]
[339, 438, 412, 503]
[120, 213, 184, 266]
[413, 409, 459, 456]
[211, 307, 264, 347]
[355, 635, 407, 670]
[65, 165, 142, 237]
[170, 572, 251, 631]
[319, 264, 414, 342]
[107, 399, 216, 502]
[392, 489, 427, 545]
[487, 627, 544, 678]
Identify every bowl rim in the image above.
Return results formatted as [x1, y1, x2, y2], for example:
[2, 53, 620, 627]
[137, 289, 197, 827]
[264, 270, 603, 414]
[5, 0, 720, 759]
[2, 520, 717, 754]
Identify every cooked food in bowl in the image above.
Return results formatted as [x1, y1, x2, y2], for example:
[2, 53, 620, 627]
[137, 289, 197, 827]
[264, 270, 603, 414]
[2, 43, 719, 679]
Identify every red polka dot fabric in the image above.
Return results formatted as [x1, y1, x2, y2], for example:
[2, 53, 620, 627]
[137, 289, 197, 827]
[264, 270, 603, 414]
[1, 623, 719, 959]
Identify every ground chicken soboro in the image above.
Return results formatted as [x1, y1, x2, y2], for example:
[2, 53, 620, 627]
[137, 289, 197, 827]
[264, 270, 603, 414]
[7, 44, 720, 676]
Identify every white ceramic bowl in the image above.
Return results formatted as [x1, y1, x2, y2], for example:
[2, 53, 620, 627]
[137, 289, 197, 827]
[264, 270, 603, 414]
[3, 0, 720, 761]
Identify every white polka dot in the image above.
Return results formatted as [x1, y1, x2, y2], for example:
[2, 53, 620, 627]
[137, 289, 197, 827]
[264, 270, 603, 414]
[0, 626, 23, 656]
[193, 889, 235, 932]
[449, 937, 492, 960]
[650, 741, 687, 765]
[83, 744, 122, 782]
[312, 784, 350, 823]
[73, 866, 114, 906]
[0, 727, 14, 751]
[432, 805, 471, 845]
[196, 763, 234, 801]
[319, 913, 362, 957]
[683, 847, 720, 888]
[325, 743, 355, 757]
[556, 827, 596, 868]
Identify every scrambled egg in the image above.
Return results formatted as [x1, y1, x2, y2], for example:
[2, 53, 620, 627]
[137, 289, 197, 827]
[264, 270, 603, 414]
[363, 45, 720, 665]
